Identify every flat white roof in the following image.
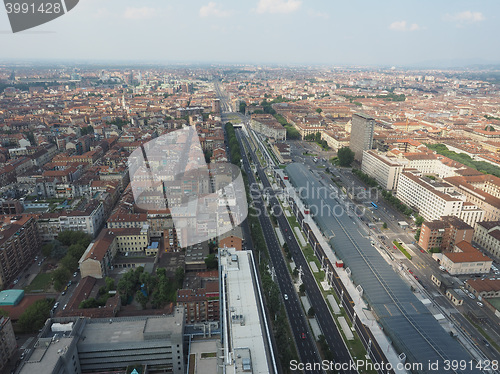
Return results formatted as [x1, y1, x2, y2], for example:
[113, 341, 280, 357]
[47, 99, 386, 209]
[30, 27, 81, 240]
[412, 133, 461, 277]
[220, 249, 270, 374]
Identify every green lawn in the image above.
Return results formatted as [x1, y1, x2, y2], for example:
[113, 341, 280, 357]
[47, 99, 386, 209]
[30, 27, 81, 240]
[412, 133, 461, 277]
[24, 272, 53, 292]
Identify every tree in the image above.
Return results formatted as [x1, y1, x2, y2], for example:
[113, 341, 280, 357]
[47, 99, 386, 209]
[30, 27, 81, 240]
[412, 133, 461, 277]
[17, 299, 53, 332]
[52, 267, 71, 291]
[315, 108, 322, 114]
[382, 222, 388, 229]
[307, 307, 315, 317]
[42, 243, 53, 257]
[415, 215, 424, 227]
[50, 241, 67, 260]
[337, 147, 355, 167]
[105, 277, 115, 291]
[415, 228, 421, 242]
[60, 255, 78, 273]
[135, 290, 148, 309]
[175, 266, 185, 288]
[299, 283, 306, 294]
[205, 254, 218, 269]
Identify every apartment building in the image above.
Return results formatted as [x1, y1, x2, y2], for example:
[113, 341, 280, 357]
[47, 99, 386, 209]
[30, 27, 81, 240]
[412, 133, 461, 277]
[79, 225, 150, 278]
[361, 150, 404, 191]
[37, 200, 105, 241]
[397, 171, 484, 226]
[321, 130, 349, 151]
[250, 114, 286, 140]
[473, 221, 500, 260]
[400, 152, 439, 175]
[445, 175, 500, 222]
[418, 216, 473, 252]
[0, 215, 41, 289]
[441, 241, 493, 275]
[177, 281, 220, 323]
[350, 113, 375, 162]
[0, 317, 16, 373]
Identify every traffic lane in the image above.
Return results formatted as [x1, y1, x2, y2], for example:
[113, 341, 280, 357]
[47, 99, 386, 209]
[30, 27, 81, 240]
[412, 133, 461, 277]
[252, 202, 322, 370]
[251, 190, 322, 371]
[265, 182, 356, 373]
[276, 210, 356, 372]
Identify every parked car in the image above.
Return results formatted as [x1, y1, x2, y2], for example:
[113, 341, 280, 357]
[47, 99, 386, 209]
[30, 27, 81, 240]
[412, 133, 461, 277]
[477, 302, 483, 307]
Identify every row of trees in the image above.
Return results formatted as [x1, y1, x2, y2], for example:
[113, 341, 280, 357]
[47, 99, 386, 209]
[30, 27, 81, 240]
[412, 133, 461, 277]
[225, 122, 241, 168]
[427, 143, 500, 178]
[304, 132, 329, 150]
[352, 168, 378, 188]
[380, 190, 413, 217]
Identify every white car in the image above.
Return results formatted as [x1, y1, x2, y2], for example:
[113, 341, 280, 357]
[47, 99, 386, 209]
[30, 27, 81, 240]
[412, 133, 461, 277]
[284, 294, 288, 300]
[477, 302, 483, 307]
[468, 293, 475, 299]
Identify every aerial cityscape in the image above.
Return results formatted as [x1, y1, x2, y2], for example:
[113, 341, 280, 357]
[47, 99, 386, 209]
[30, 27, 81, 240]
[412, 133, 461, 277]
[0, 1, 500, 374]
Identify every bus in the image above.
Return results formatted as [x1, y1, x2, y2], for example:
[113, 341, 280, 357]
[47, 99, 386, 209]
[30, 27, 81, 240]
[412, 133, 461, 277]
[371, 202, 378, 209]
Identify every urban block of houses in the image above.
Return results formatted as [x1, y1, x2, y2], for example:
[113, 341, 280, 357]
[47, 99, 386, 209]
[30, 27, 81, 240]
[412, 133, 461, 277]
[79, 225, 151, 279]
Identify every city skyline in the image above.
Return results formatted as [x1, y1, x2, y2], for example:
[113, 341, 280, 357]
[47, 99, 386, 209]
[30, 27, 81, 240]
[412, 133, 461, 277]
[0, 0, 499, 67]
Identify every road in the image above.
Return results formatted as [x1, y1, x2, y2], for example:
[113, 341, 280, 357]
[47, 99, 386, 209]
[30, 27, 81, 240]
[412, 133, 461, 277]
[235, 128, 325, 374]
[292, 146, 500, 363]
[238, 128, 358, 374]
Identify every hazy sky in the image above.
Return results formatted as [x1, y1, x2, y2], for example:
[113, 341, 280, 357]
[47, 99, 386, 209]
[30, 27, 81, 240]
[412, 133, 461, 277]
[0, 0, 498, 67]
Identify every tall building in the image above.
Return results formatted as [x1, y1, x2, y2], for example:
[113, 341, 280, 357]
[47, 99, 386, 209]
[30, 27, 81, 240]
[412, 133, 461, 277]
[212, 98, 221, 114]
[0, 317, 16, 373]
[349, 113, 375, 162]
[0, 215, 41, 289]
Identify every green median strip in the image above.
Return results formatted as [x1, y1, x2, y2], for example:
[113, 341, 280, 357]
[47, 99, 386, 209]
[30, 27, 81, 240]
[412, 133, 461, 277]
[393, 240, 412, 260]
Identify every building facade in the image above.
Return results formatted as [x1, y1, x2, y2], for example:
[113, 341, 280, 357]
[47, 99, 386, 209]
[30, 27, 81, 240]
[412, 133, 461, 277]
[0, 215, 41, 289]
[397, 171, 484, 226]
[361, 150, 404, 191]
[441, 241, 493, 275]
[350, 113, 375, 162]
[0, 317, 16, 373]
[418, 216, 473, 252]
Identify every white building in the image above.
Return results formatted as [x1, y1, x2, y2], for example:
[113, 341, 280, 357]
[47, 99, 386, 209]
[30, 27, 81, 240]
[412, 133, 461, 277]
[361, 150, 404, 191]
[441, 241, 493, 275]
[397, 171, 484, 226]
